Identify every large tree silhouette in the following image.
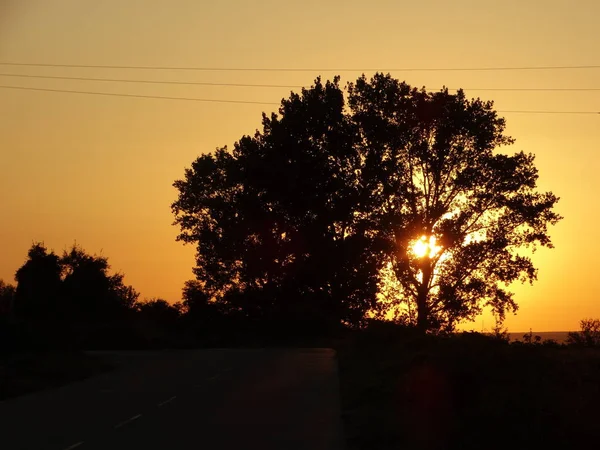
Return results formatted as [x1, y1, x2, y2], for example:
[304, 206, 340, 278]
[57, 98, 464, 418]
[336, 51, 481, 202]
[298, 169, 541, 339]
[172, 73, 560, 332]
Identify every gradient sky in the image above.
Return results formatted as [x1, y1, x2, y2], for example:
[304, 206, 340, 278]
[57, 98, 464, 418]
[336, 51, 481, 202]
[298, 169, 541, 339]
[1, 0, 599, 331]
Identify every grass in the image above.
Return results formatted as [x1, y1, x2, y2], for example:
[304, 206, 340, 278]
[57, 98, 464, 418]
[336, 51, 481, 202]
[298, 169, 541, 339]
[336, 323, 600, 450]
[0, 351, 114, 401]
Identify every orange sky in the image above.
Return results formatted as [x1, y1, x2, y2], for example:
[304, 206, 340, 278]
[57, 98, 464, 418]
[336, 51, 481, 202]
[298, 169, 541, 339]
[1, 0, 599, 331]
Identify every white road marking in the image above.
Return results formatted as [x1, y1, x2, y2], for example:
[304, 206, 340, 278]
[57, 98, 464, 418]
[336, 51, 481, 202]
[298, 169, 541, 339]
[157, 396, 177, 407]
[63, 442, 84, 450]
[114, 414, 142, 429]
[194, 374, 220, 387]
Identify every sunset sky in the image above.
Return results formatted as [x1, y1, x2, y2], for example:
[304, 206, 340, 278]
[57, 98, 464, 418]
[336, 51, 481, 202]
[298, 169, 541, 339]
[1, 0, 599, 332]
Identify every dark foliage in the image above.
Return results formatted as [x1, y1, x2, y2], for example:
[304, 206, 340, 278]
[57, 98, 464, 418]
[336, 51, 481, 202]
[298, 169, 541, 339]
[173, 77, 387, 332]
[6, 243, 141, 351]
[172, 74, 560, 333]
[134, 298, 183, 347]
[14, 243, 63, 321]
[0, 279, 16, 317]
[60, 244, 138, 323]
[567, 318, 600, 347]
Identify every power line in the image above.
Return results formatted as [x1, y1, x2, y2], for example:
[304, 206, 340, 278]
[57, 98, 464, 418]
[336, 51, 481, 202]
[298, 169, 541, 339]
[0, 85, 279, 105]
[1, 73, 600, 92]
[1, 84, 597, 114]
[1, 61, 600, 72]
[0, 73, 303, 89]
[497, 110, 599, 114]
[453, 87, 600, 92]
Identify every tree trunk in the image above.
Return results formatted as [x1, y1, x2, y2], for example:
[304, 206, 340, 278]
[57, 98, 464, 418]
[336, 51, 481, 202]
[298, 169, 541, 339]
[416, 260, 433, 332]
[416, 289, 428, 331]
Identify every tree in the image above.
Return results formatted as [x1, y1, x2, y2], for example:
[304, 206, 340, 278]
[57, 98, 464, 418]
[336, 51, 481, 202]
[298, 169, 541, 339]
[14, 243, 63, 320]
[172, 73, 560, 332]
[181, 280, 212, 317]
[173, 77, 386, 331]
[14, 242, 138, 325]
[135, 298, 181, 342]
[136, 298, 181, 324]
[347, 74, 561, 331]
[567, 318, 600, 346]
[179, 279, 230, 342]
[60, 244, 138, 322]
[0, 279, 17, 351]
[0, 279, 16, 317]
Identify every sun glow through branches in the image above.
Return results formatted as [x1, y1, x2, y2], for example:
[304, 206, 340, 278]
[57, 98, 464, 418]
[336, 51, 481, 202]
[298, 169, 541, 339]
[411, 235, 442, 259]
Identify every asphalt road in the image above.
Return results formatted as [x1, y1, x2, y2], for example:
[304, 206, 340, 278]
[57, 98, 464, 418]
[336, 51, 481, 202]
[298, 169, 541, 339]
[0, 349, 345, 450]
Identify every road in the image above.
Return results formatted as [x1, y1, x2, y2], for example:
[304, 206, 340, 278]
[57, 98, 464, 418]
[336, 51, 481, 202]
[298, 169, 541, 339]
[0, 348, 345, 450]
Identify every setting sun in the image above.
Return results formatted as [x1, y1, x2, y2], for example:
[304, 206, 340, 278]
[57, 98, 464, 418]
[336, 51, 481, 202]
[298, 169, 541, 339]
[411, 236, 442, 259]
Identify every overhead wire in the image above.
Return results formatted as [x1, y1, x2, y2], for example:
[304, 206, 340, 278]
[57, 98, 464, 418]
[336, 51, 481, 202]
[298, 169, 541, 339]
[1, 64, 598, 114]
[1, 61, 600, 72]
[0, 85, 279, 105]
[1, 73, 600, 92]
[0, 73, 303, 89]
[1, 84, 598, 114]
[496, 110, 599, 114]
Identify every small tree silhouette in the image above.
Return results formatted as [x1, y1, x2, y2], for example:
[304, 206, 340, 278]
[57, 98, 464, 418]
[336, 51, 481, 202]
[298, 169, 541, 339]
[567, 318, 600, 347]
[0, 279, 16, 317]
[14, 243, 62, 320]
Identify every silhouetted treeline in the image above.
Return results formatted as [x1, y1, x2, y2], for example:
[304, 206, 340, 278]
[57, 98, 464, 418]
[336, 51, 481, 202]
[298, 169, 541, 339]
[1, 243, 336, 353]
[1, 243, 139, 351]
[2, 242, 600, 355]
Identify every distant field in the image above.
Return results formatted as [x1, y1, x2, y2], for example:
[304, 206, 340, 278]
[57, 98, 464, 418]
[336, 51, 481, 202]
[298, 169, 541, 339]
[508, 331, 572, 343]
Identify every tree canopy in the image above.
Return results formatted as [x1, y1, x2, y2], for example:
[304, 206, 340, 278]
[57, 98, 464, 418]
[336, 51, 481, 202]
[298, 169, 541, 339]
[13, 242, 139, 323]
[0, 279, 16, 316]
[60, 244, 138, 321]
[172, 73, 561, 332]
[14, 243, 63, 320]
